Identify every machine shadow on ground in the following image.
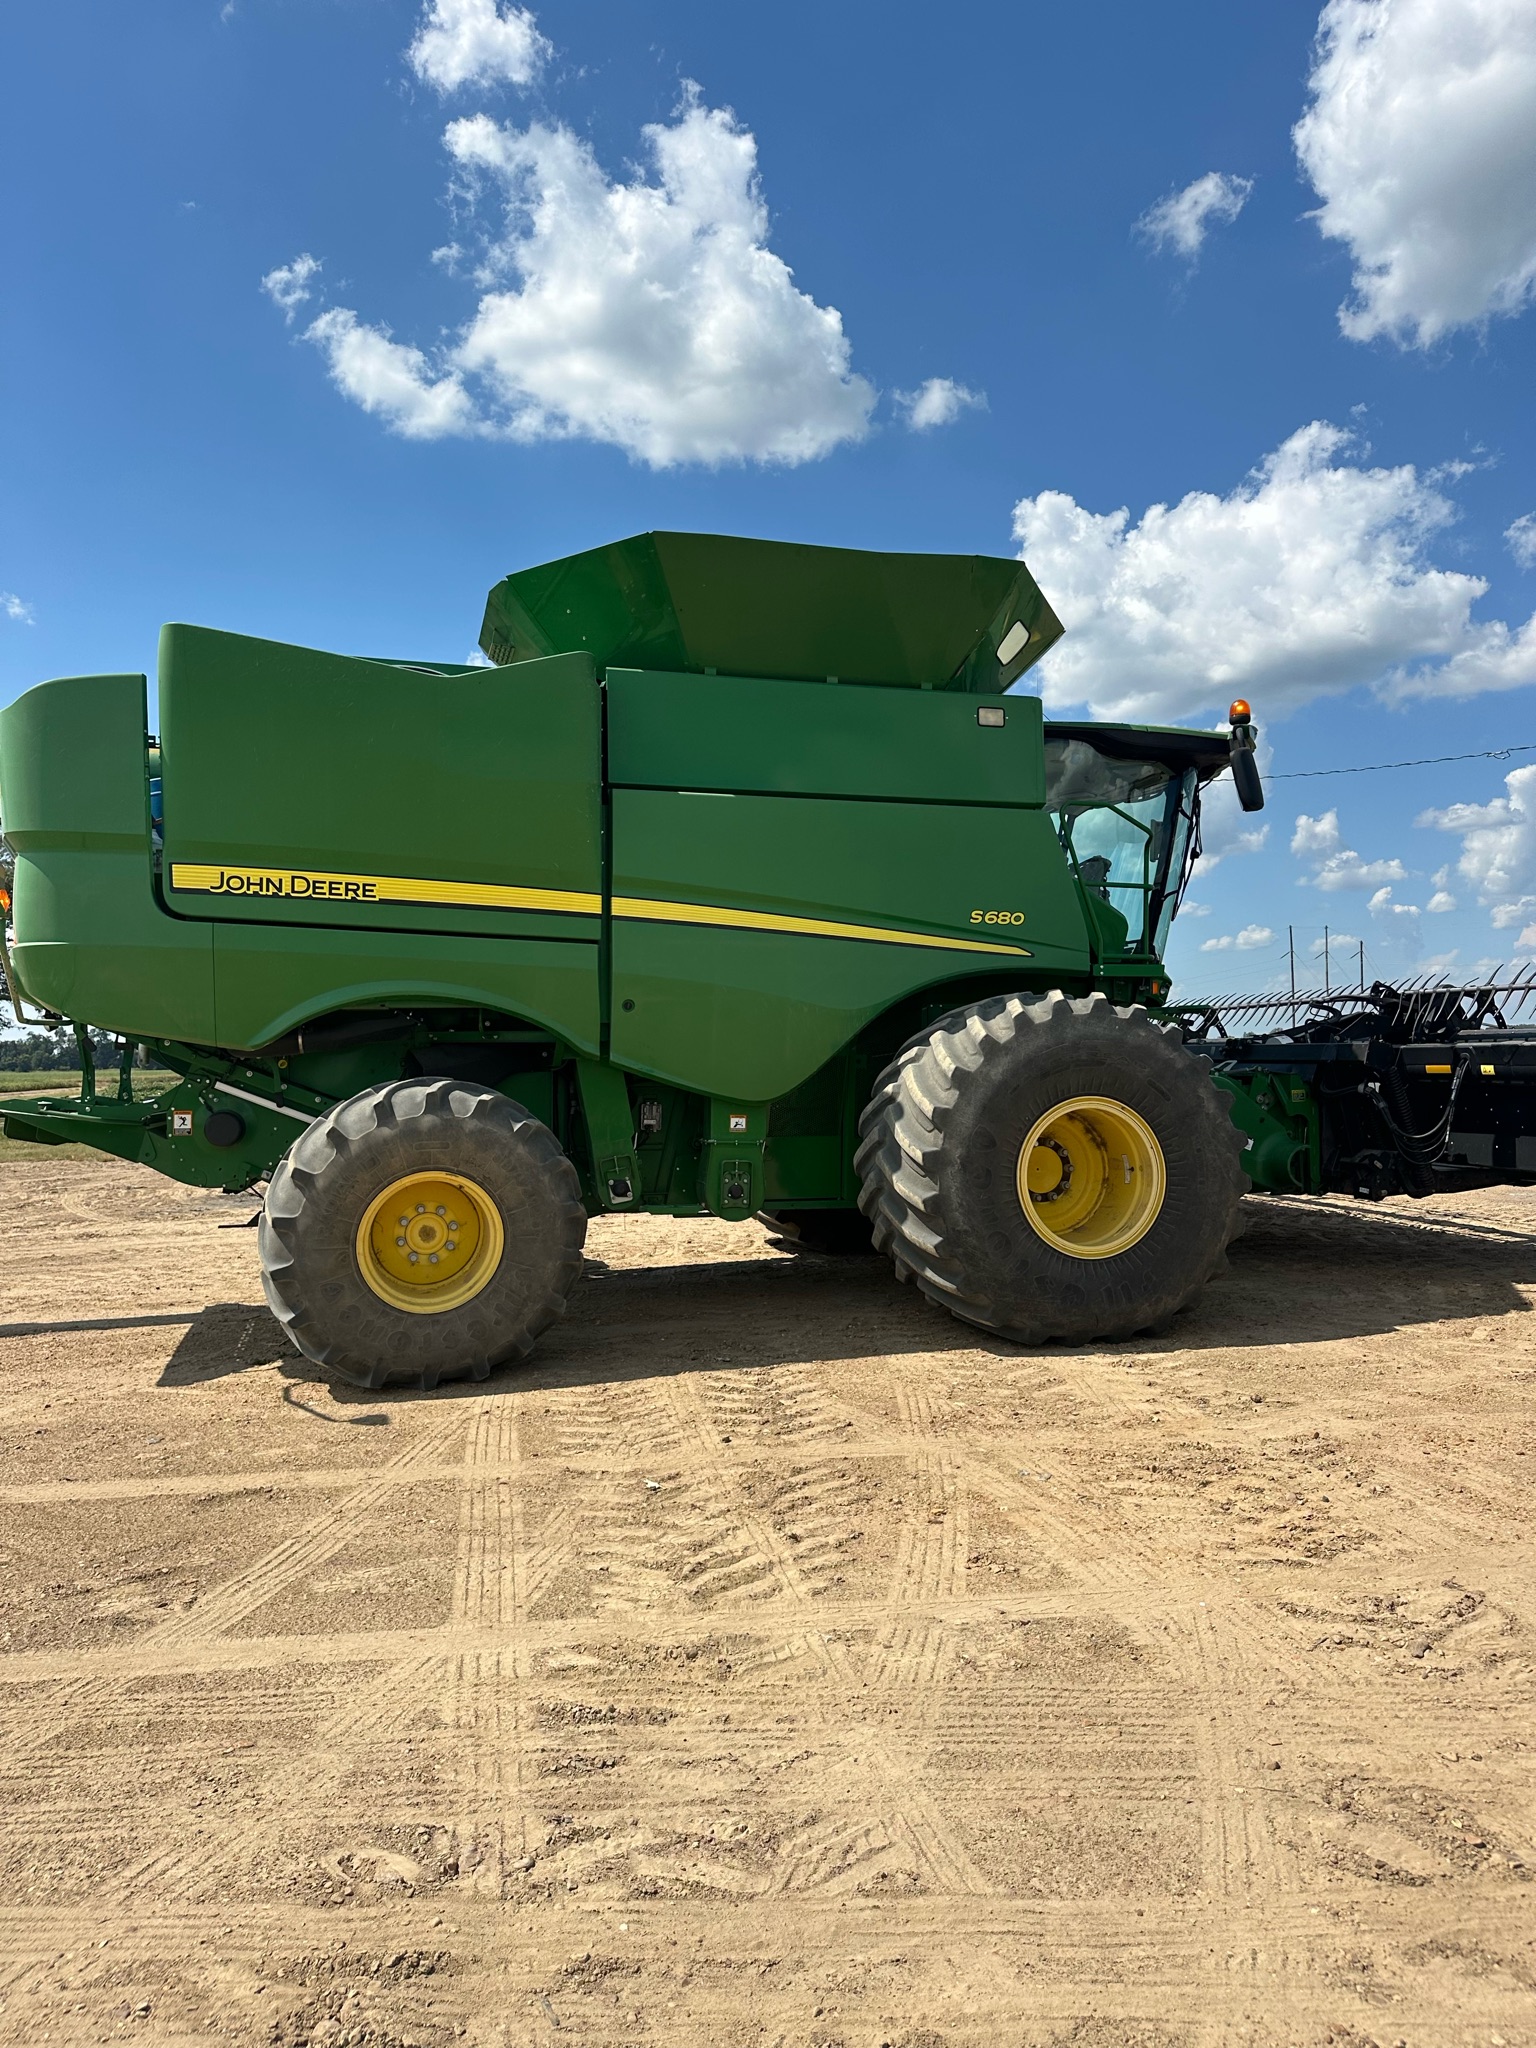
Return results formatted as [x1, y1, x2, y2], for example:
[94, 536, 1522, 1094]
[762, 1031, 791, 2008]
[139, 1191, 1536, 1406]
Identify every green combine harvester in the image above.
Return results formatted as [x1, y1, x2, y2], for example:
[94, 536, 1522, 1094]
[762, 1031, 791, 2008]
[0, 527, 1380, 1391]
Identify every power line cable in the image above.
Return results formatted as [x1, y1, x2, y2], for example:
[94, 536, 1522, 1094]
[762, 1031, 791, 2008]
[1268, 742, 1536, 780]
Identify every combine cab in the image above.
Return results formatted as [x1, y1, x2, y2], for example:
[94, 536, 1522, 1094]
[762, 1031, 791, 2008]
[0, 532, 1265, 1386]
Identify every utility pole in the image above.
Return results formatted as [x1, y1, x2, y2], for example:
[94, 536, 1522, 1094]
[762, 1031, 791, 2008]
[1359, 939, 1365, 991]
[1288, 925, 1296, 1026]
[1324, 925, 1330, 996]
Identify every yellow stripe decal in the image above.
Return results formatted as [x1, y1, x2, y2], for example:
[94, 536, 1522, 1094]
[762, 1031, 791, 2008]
[168, 863, 601, 918]
[168, 863, 1029, 956]
[611, 895, 1030, 956]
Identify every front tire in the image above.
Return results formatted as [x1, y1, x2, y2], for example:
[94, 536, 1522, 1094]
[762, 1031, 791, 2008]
[854, 991, 1245, 1344]
[260, 1078, 587, 1390]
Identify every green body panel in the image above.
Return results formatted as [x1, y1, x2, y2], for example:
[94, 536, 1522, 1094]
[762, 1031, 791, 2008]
[608, 669, 1045, 805]
[109, 625, 604, 1055]
[0, 674, 218, 1041]
[609, 788, 1086, 1099]
[761, 1056, 856, 1206]
[482, 531, 1063, 693]
[210, 924, 601, 1055]
[161, 627, 602, 945]
[604, 664, 1070, 1097]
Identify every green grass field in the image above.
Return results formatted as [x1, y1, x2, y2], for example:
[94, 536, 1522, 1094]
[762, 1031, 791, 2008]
[0, 1068, 177, 1095]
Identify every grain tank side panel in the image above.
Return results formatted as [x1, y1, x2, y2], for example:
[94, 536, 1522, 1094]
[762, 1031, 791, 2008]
[0, 673, 216, 1041]
[606, 669, 1047, 805]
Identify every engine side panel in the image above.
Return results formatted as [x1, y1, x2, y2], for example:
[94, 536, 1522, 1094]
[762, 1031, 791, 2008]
[159, 627, 603, 951]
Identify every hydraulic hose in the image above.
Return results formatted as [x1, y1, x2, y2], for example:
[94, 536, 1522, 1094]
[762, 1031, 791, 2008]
[1368, 1051, 1472, 1166]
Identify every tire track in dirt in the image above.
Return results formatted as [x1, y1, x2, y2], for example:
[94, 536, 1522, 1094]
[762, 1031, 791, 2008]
[537, 1376, 692, 1616]
[543, 1368, 991, 1900]
[78, 1408, 475, 1906]
[0, 1410, 468, 1790]
[864, 1385, 969, 1701]
[443, 1393, 539, 1893]
[656, 1376, 857, 1681]
[0, 1588, 1196, 1688]
[1180, 1602, 1297, 2046]
[145, 1411, 466, 1646]
[757, 1380, 990, 1899]
[99, 1392, 557, 1909]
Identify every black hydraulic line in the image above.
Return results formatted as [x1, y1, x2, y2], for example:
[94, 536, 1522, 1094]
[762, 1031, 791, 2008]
[1366, 1052, 1473, 1164]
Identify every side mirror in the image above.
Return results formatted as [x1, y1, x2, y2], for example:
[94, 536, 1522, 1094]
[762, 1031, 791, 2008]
[1228, 699, 1264, 812]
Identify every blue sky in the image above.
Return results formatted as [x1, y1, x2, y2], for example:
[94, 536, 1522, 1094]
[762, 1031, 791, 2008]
[3, 0, 1535, 997]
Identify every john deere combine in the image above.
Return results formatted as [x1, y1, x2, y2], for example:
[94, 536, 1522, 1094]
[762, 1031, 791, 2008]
[0, 531, 1286, 1386]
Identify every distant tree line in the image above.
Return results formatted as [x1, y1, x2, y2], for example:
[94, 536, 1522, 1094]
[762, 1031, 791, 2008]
[0, 1028, 127, 1071]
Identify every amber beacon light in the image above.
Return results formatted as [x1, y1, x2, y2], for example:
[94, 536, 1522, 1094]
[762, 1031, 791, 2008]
[1227, 699, 1264, 813]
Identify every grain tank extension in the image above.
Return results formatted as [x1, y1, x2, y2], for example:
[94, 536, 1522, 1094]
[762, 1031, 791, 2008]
[0, 532, 1267, 1387]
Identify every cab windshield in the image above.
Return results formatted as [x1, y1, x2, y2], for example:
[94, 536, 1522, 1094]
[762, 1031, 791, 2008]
[1045, 738, 1198, 956]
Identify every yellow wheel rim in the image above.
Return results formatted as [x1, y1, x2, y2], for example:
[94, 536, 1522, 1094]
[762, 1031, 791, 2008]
[356, 1170, 504, 1315]
[1016, 1095, 1166, 1260]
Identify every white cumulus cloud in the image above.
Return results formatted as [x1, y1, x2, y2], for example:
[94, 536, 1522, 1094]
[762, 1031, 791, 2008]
[1136, 171, 1253, 259]
[408, 0, 548, 94]
[1508, 513, 1536, 569]
[286, 93, 877, 468]
[1012, 421, 1536, 723]
[1292, 806, 1409, 892]
[1393, 609, 1536, 701]
[1368, 884, 1422, 919]
[1312, 851, 1410, 892]
[1291, 810, 1343, 859]
[893, 378, 985, 432]
[1294, 0, 1536, 346]
[305, 307, 478, 440]
[2, 592, 34, 624]
[261, 252, 320, 322]
[1200, 924, 1276, 954]
[1419, 763, 1536, 937]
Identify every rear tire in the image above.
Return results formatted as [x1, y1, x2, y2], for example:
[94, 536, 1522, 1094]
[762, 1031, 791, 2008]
[758, 1206, 877, 1256]
[260, 1078, 586, 1390]
[855, 991, 1246, 1344]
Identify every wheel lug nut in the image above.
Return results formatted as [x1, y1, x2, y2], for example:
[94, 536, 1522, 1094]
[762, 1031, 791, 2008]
[428, 1253, 439, 1265]
[436, 1205, 446, 1216]
[408, 1252, 419, 1264]
[416, 1204, 426, 1214]
[395, 1236, 406, 1248]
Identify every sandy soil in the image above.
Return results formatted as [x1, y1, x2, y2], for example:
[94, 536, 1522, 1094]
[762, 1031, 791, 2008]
[0, 1157, 1532, 2048]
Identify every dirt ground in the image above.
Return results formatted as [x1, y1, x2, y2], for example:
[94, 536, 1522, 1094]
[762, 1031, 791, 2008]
[0, 1158, 1532, 2048]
